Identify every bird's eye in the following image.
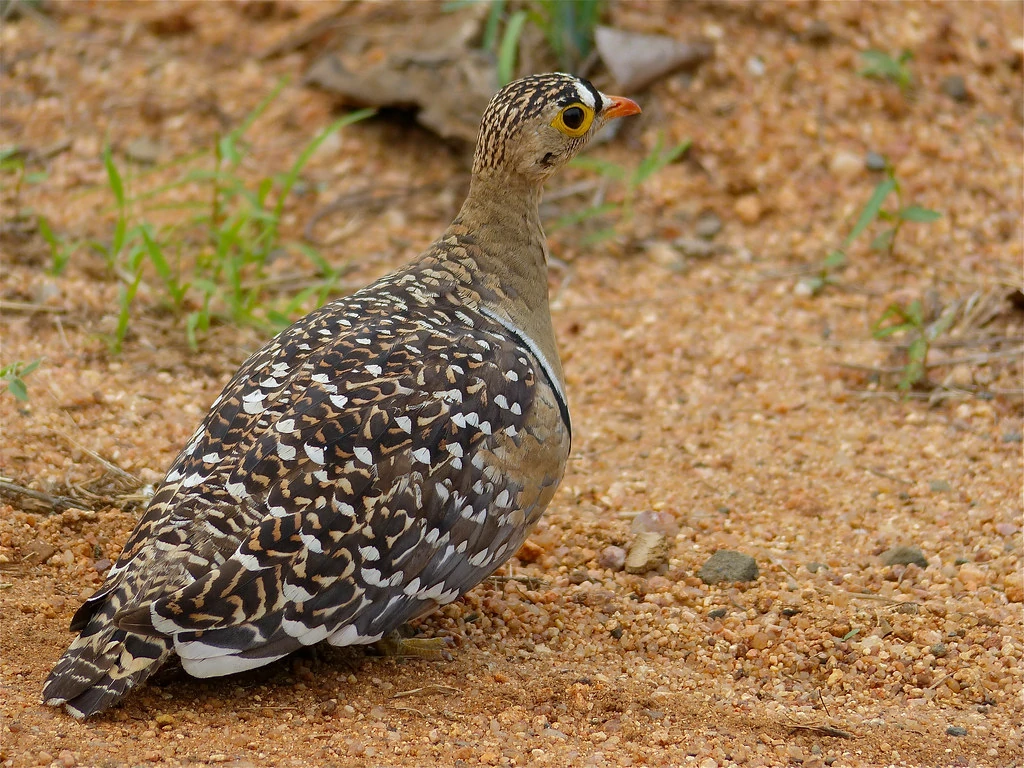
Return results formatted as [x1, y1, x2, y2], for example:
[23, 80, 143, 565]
[551, 103, 594, 138]
[562, 106, 585, 129]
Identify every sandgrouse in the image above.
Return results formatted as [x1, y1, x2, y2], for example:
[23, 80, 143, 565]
[43, 73, 641, 718]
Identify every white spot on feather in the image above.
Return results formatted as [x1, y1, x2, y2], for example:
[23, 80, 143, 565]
[242, 398, 266, 415]
[304, 444, 326, 464]
[361, 567, 386, 586]
[226, 481, 248, 500]
[283, 582, 314, 603]
[299, 533, 323, 554]
[353, 446, 373, 465]
[468, 549, 489, 567]
[327, 624, 383, 648]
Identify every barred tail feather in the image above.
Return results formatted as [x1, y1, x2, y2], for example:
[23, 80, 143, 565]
[42, 601, 172, 719]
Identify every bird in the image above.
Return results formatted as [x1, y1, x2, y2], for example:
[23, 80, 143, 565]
[42, 72, 641, 719]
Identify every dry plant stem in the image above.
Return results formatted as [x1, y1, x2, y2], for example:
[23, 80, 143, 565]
[0, 300, 68, 314]
[0, 478, 87, 513]
[390, 684, 460, 699]
[50, 428, 139, 486]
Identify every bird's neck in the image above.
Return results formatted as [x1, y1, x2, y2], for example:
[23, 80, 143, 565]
[444, 173, 565, 389]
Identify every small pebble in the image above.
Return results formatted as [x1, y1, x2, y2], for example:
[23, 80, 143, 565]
[880, 545, 928, 568]
[630, 510, 679, 537]
[829, 150, 863, 180]
[124, 136, 163, 164]
[929, 479, 951, 492]
[598, 545, 627, 571]
[673, 238, 718, 259]
[695, 211, 723, 239]
[746, 56, 766, 77]
[946, 725, 968, 737]
[1004, 572, 1023, 602]
[707, 607, 728, 619]
[1001, 431, 1022, 443]
[733, 194, 762, 224]
[625, 531, 669, 574]
[806, 562, 829, 573]
[646, 242, 685, 269]
[698, 550, 759, 584]
[940, 74, 970, 102]
[803, 20, 832, 45]
[865, 151, 888, 171]
[957, 562, 986, 590]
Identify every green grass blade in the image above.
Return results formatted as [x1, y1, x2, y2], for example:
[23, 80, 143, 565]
[481, 0, 506, 51]
[19, 359, 41, 377]
[112, 257, 145, 354]
[232, 78, 288, 142]
[498, 10, 528, 86]
[103, 145, 126, 208]
[844, 177, 895, 247]
[899, 205, 941, 223]
[569, 156, 627, 180]
[550, 201, 620, 230]
[272, 108, 375, 226]
[871, 303, 912, 339]
[6, 377, 28, 401]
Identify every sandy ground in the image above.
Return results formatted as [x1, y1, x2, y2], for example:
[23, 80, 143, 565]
[1, 2, 1022, 767]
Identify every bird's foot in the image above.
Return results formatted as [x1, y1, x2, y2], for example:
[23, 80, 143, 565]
[372, 633, 454, 661]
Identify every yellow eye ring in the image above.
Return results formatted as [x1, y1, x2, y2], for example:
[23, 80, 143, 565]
[551, 103, 594, 138]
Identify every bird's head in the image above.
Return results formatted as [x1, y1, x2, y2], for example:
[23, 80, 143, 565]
[472, 73, 641, 184]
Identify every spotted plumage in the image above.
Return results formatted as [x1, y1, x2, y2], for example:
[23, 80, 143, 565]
[43, 73, 641, 718]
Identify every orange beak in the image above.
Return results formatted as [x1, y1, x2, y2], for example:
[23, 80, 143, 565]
[601, 95, 642, 120]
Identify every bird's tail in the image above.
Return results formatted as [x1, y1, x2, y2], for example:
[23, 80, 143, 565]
[42, 598, 172, 719]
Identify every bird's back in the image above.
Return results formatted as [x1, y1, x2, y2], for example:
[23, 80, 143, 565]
[43, 230, 570, 717]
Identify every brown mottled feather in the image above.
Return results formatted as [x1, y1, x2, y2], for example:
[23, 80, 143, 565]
[43, 73, 638, 718]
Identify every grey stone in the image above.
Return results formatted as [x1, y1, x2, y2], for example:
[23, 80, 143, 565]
[698, 550, 759, 584]
[865, 151, 888, 172]
[940, 75, 970, 103]
[946, 725, 967, 737]
[803, 20, 832, 45]
[695, 211, 723, 239]
[881, 545, 928, 569]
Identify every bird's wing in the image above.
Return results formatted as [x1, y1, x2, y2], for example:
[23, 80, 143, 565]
[68, 291, 400, 632]
[110, 301, 566, 674]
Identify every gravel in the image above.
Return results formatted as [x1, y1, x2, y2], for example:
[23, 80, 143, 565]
[1, 2, 1021, 767]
